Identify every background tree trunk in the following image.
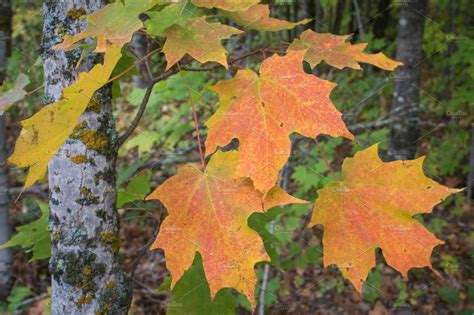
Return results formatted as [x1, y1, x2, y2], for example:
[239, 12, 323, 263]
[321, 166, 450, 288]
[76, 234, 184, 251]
[387, 0, 427, 161]
[42, 1, 131, 314]
[0, 0, 13, 302]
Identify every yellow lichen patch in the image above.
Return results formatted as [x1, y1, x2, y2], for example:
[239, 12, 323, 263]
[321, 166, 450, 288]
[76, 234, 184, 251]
[73, 130, 108, 153]
[99, 231, 121, 254]
[86, 95, 102, 113]
[83, 266, 92, 277]
[67, 7, 86, 20]
[70, 155, 87, 164]
[106, 280, 116, 289]
[8, 45, 121, 189]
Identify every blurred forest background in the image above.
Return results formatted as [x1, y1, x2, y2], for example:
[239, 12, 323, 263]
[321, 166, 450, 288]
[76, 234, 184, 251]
[0, 0, 472, 314]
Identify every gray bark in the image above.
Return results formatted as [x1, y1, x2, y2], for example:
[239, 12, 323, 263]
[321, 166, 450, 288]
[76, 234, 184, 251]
[130, 32, 151, 88]
[42, 1, 131, 314]
[0, 0, 13, 302]
[387, 0, 427, 161]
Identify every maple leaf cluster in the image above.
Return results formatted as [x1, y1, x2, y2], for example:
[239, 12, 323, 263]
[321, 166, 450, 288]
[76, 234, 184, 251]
[1, 0, 462, 310]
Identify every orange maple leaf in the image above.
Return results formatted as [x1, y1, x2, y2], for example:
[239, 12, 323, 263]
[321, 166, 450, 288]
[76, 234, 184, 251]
[310, 144, 462, 292]
[162, 16, 242, 70]
[146, 150, 306, 307]
[220, 4, 311, 31]
[289, 30, 402, 70]
[205, 50, 354, 193]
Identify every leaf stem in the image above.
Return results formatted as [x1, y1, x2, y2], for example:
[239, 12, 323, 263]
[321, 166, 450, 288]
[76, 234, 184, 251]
[179, 67, 206, 170]
[314, 138, 338, 181]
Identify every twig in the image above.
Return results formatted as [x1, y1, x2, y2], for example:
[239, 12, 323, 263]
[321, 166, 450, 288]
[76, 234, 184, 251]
[106, 47, 162, 85]
[117, 63, 184, 146]
[352, 0, 365, 38]
[118, 85, 153, 146]
[130, 226, 160, 278]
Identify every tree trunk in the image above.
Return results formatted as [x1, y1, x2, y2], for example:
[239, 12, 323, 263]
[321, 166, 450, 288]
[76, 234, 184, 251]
[0, 0, 13, 302]
[42, 1, 131, 314]
[373, 0, 391, 39]
[387, 0, 427, 161]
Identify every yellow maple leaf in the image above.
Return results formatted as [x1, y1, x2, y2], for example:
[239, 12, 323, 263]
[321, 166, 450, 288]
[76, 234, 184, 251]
[8, 45, 122, 188]
[310, 144, 462, 292]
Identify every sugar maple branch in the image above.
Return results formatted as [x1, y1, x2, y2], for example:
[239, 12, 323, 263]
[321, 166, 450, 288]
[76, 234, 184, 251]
[118, 64, 182, 146]
[118, 85, 153, 146]
[118, 47, 279, 148]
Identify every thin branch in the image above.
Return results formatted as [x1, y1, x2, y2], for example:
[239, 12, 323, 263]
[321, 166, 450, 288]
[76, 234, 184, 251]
[129, 226, 160, 279]
[117, 46, 280, 149]
[118, 85, 153, 146]
[352, 0, 366, 38]
[118, 64, 183, 146]
[106, 46, 162, 85]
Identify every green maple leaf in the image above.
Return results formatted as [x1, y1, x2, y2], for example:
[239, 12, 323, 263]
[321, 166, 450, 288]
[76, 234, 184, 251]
[0, 202, 50, 261]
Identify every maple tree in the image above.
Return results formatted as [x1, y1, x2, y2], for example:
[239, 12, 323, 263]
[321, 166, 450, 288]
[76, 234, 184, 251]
[0, 0, 463, 313]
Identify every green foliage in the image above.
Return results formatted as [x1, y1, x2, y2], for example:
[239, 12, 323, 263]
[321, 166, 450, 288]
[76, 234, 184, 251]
[0, 286, 31, 313]
[117, 170, 152, 207]
[437, 287, 460, 305]
[393, 278, 409, 308]
[0, 201, 50, 261]
[255, 275, 281, 307]
[166, 253, 238, 315]
[292, 137, 342, 196]
[467, 284, 474, 302]
[362, 268, 382, 305]
[145, 1, 201, 36]
[439, 255, 460, 275]
[248, 206, 286, 266]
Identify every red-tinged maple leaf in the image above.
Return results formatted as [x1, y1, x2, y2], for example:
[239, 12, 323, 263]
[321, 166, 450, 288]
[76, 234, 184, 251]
[310, 144, 463, 292]
[192, 0, 259, 11]
[289, 30, 402, 70]
[146, 150, 306, 307]
[162, 16, 242, 70]
[205, 50, 354, 194]
[220, 4, 311, 31]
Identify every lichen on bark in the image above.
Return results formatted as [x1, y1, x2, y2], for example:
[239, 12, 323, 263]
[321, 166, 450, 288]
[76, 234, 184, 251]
[42, 1, 131, 314]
